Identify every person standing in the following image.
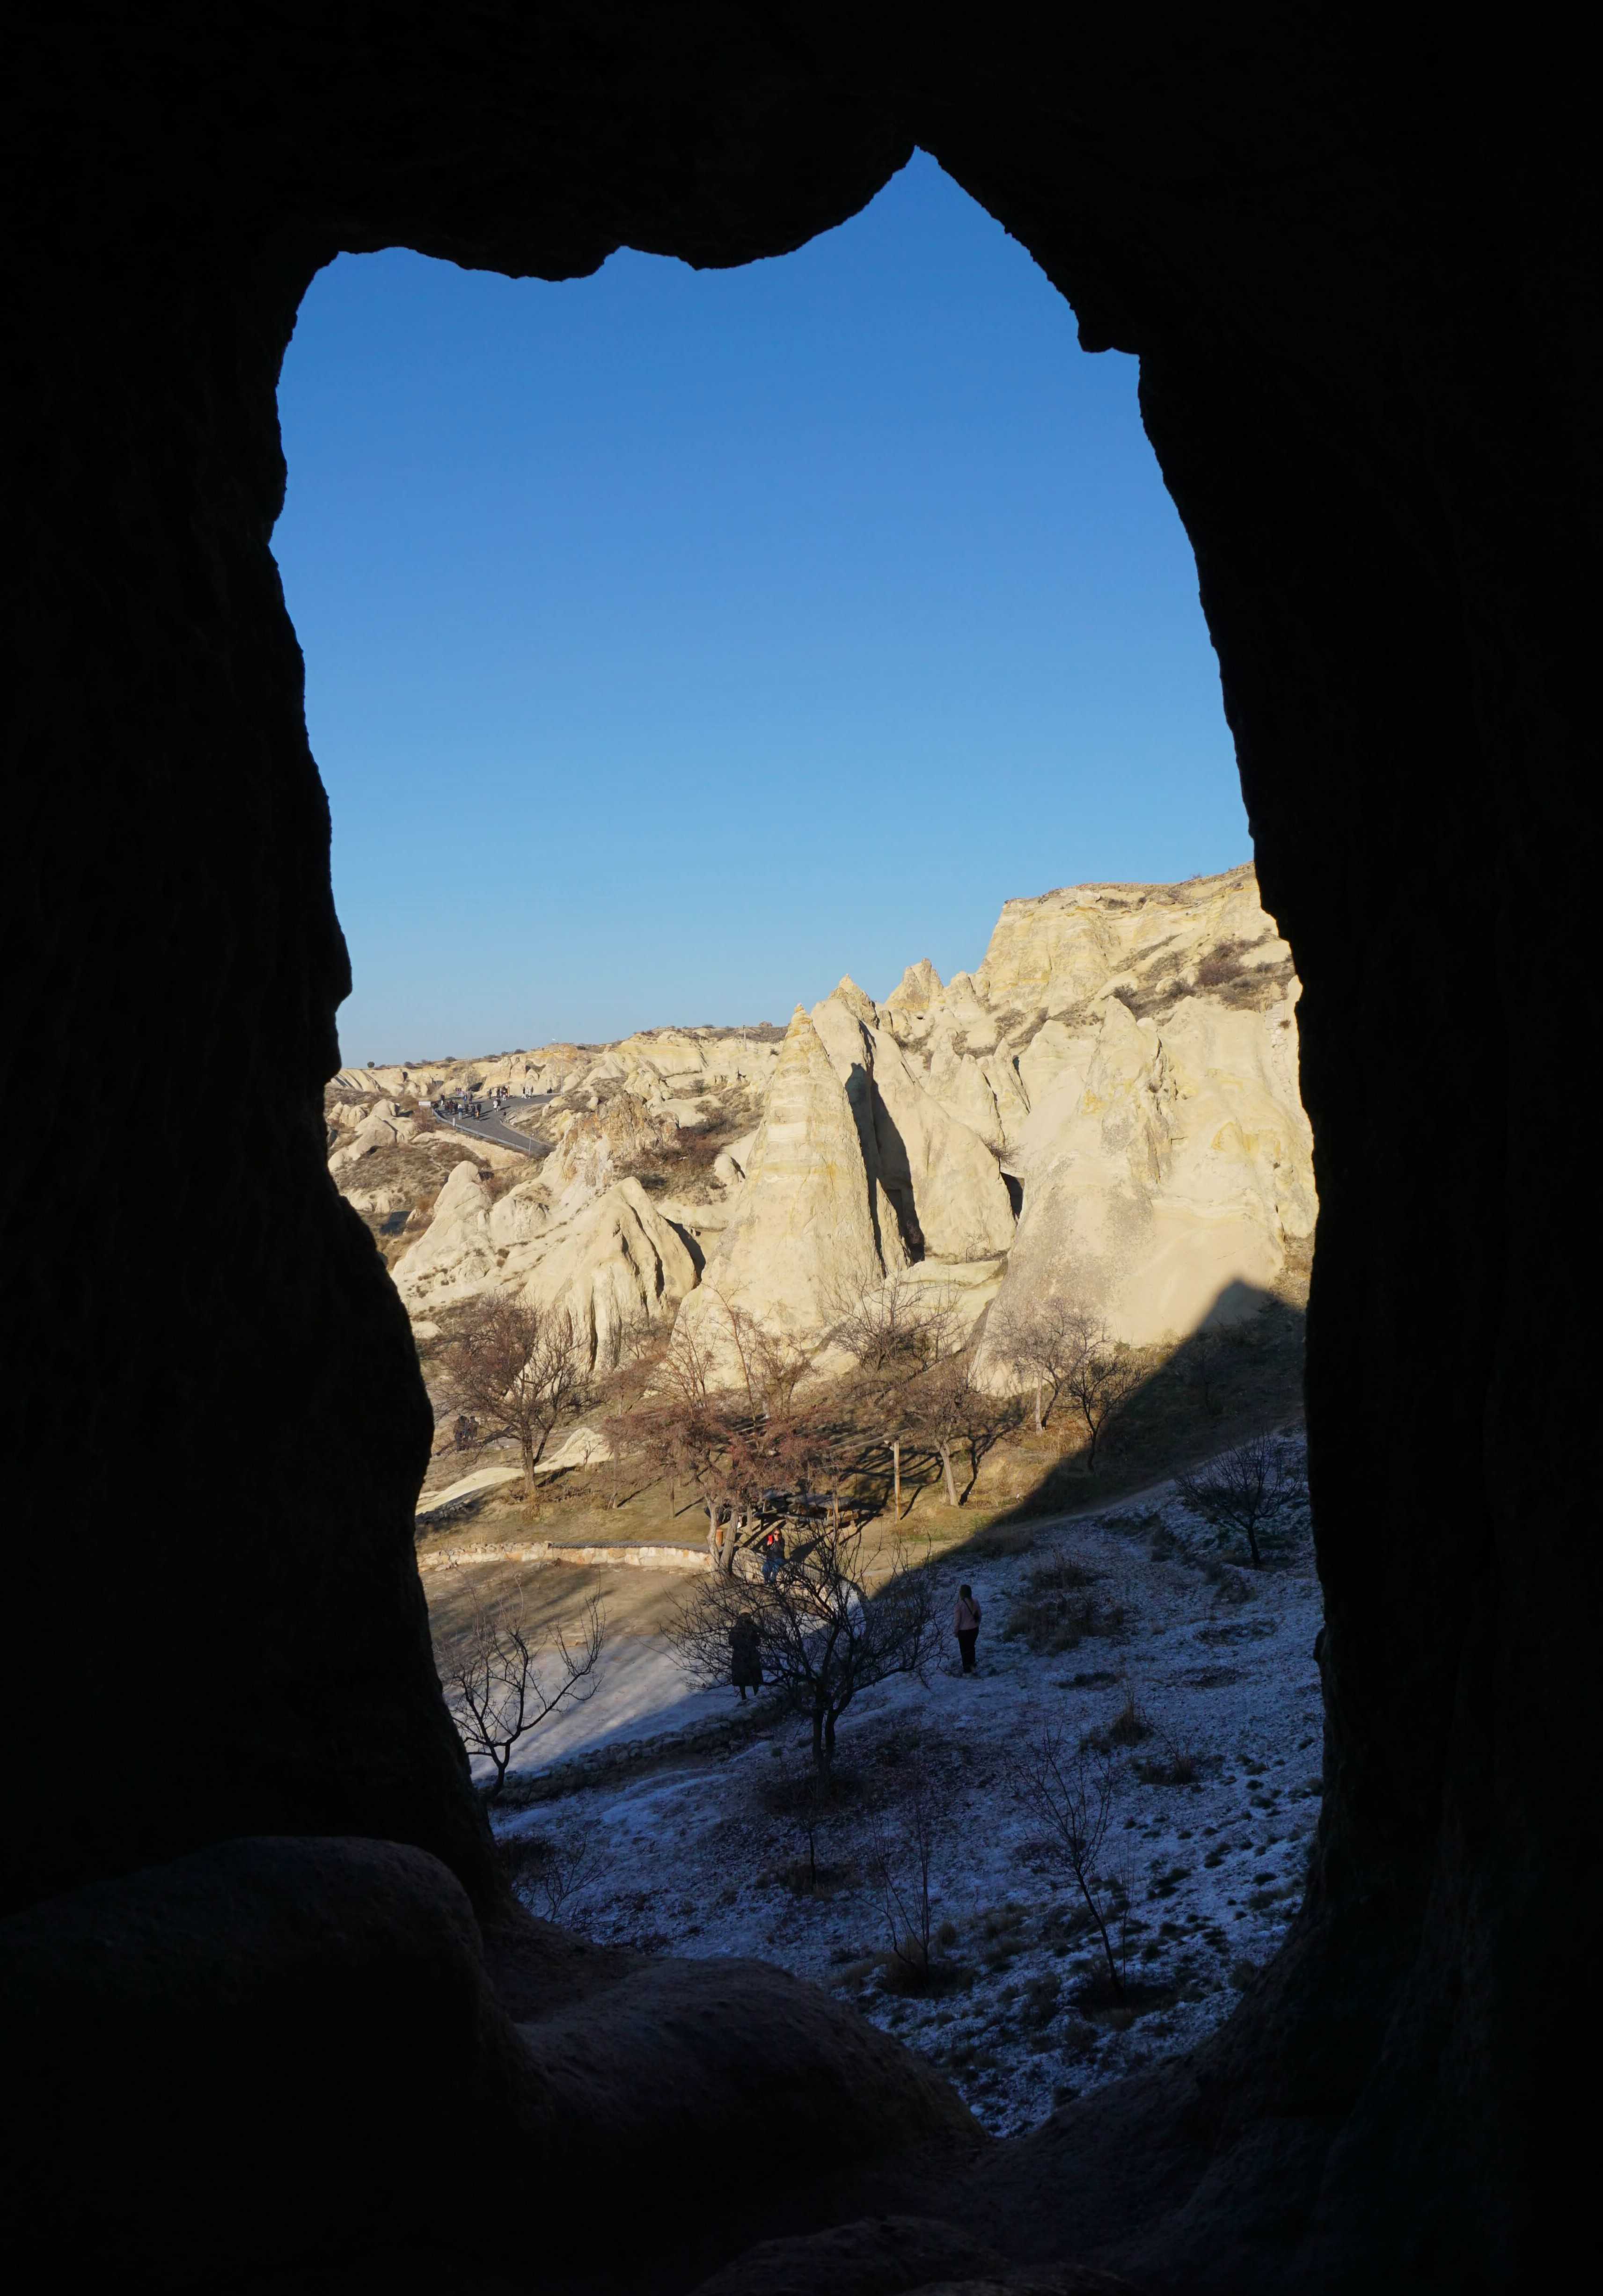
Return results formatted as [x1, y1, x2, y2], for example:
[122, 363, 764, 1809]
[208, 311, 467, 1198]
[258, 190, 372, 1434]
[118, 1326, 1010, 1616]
[953, 1583, 982, 1674]
[730, 1613, 763, 1701]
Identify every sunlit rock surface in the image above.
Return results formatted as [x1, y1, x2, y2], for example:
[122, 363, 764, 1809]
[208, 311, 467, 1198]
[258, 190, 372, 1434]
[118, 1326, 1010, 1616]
[353, 864, 1312, 1364]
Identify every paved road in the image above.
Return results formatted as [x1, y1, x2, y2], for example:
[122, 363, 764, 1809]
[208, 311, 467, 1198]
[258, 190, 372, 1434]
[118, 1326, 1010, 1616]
[435, 1090, 553, 1158]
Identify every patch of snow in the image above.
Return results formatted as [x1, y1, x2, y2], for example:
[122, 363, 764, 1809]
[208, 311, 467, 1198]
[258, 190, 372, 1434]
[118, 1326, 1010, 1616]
[501, 1636, 731, 1770]
[416, 1464, 523, 1518]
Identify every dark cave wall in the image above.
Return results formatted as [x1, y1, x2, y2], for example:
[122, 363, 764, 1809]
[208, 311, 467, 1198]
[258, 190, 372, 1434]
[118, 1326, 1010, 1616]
[2, 3, 914, 1918]
[4, 5, 1594, 2283]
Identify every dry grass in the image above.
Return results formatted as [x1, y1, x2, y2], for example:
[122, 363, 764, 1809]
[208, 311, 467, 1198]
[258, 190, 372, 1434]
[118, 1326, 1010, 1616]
[1004, 1557, 1126, 1655]
[410, 1288, 1306, 1581]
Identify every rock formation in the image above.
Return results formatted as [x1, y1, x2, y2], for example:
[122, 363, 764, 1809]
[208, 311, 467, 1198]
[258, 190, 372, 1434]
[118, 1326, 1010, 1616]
[351, 866, 1312, 1373]
[395, 1166, 695, 1371]
[676, 1006, 885, 1364]
[809, 987, 1017, 1264]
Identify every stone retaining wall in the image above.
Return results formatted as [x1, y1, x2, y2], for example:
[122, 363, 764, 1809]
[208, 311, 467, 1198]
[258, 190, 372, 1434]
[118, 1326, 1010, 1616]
[416, 1538, 708, 1575]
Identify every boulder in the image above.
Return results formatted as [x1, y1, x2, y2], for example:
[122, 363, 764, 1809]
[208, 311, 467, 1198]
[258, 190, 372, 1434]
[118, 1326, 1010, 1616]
[544, 1094, 679, 1217]
[395, 1167, 695, 1370]
[327, 1097, 425, 1174]
[0, 1837, 528, 2286]
[0, 1839, 975, 2289]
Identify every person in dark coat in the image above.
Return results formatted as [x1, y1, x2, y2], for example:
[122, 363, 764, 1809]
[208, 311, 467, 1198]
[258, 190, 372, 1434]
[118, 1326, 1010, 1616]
[953, 1584, 982, 1674]
[730, 1613, 763, 1700]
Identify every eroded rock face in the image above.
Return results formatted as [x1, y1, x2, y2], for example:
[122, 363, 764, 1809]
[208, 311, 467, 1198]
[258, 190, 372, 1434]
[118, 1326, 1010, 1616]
[811, 991, 1018, 1265]
[395, 1168, 695, 1369]
[962, 871, 1315, 1354]
[377, 870, 1306, 1365]
[678, 1006, 884, 1363]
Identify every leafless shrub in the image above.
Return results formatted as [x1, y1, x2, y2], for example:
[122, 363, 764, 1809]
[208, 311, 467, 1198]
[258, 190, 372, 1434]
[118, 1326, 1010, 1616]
[760, 1764, 861, 1892]
[1102, 1687, 1154, 1748]
[1010, 1723, 1126, 1999]
[1022, 1971, 1061, 2028]
[436, 1574, 606, 1799]
[1135, 1733, 1203, 1786]
[1178, 1434, 1306, 1569]
[1004, 1554, 1127, 1654]
[505, 1821, 598, 1921]
[862, 1752, 949, 1987]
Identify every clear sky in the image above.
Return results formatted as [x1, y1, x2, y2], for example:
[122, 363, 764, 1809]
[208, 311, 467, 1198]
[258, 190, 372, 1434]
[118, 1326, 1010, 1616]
[273, 151, 1247, 1067]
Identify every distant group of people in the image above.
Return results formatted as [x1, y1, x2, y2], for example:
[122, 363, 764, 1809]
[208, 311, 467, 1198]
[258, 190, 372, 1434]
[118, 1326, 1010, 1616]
[431, 1081, 527, 1122]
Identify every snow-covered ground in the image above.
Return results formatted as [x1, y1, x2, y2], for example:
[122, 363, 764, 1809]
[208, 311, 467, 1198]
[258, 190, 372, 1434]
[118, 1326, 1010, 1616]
[492, 1487, 1324, 2136]
[509, 1633, 729, 1767]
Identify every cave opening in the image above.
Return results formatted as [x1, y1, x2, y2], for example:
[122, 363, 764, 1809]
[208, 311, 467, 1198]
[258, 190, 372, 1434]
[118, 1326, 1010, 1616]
[9, 15, 1583, 2287]
[274, 136, 1321, 2209]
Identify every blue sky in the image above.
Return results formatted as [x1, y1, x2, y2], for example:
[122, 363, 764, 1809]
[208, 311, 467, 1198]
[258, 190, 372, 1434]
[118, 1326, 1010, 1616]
[274, 152, 1246, 1065]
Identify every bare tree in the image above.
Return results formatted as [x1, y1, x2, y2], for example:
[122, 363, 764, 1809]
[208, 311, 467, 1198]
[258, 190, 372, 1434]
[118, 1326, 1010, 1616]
[904, 1348, 1016, 1506]
[1184, 1324, 1224, 1420]
[989, 1291, 1097, 1433]
[669, 1520, 936, 1766]
[437, 1576, 606, 1799]
[626, 1318, 747, 1566]
[1177, 1433, 1303, 1569]
[593, 1311, 665, 1509]
[721, 1298, 815, 1420]
[1011, 1722, 1125, 1998]
[433, 1295, 588, 1501]
[830, 1276, 954, 1519]
[761, 1764, 854, 1892]
[948, 1367, 1022, 1499]
[631, 1302, 846, 1572]
[1058, 1316, 1141, 1472]
[863, 1752, 948, 1982]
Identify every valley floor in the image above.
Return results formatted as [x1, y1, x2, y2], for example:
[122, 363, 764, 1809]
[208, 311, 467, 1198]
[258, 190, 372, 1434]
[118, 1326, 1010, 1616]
[443, 1483, 1323, 2136]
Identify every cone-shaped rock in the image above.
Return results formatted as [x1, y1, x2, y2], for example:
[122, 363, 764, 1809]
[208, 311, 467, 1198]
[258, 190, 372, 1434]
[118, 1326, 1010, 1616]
[831, 975, 879, 1027]
[883, 957, 942, 1015]
[676, 1006, 882, 1364]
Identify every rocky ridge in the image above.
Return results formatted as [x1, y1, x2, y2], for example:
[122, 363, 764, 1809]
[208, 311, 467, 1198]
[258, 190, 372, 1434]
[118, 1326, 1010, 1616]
[333, 864, 1313, 1376]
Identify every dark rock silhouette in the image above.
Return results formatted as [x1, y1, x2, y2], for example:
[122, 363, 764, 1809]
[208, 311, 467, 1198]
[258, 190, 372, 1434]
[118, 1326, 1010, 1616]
[3, 7, 1590, 2289]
